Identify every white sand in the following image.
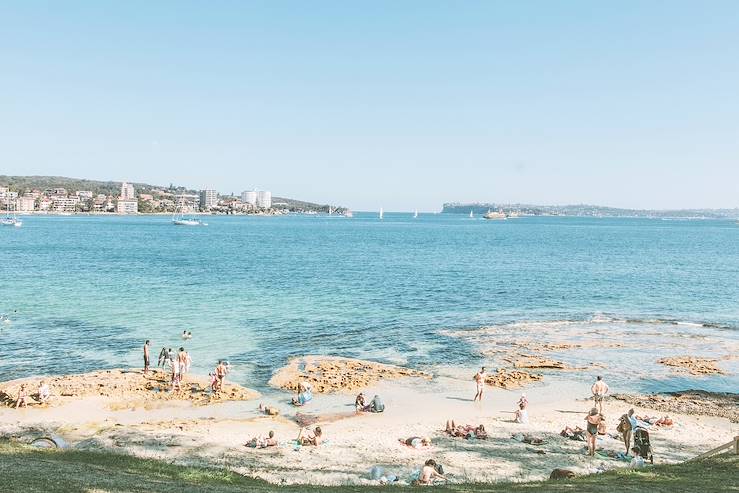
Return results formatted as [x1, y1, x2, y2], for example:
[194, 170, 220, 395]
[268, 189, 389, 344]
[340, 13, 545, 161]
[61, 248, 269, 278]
[1, 369, 736, 486]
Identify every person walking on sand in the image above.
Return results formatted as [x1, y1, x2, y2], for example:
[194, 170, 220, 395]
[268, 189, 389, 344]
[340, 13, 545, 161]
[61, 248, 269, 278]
[473, 366, 487, 402]
[177, 347, 188, 382]
[618, 408, 637, 453]
[591, 376, 609, 413]
[143, 340, 151, 375]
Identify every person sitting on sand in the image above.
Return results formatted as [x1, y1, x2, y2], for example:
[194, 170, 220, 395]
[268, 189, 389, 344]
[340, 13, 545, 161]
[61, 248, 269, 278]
[15, 384, 28, 409]
[585, 407, 603, 456]
[355, 392, 366, 412]
[399, 436, 432, 449]
[292, 381, 313, 406]
[368, 394, 385, 413]
[630, 447, 645, 469]
[258, 403, 280, 416]
[37, 381, 50, 405]
[246, 430, 278, 448]
[297, 426, 323, 446]
[591, 376, 609, 413]
[514, 401, 529, 424]
[416, 459, 447, 485]
[597, 414, 607, 435]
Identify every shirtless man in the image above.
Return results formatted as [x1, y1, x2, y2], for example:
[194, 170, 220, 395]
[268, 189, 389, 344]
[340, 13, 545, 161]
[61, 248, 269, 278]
[591, 376, 609, 413]
[15, 384, 28, 408]
[473, 366, 487, 402]
[143, 340, 151, 375]
[417, 459, 446, 484]
[177, 347, 189, 382]
[215, 360, 227, 392]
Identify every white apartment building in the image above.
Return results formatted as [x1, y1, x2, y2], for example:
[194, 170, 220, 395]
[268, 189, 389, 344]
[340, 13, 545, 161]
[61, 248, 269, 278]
[256, 190, 272, 209]
[241, 190, 257, 206]
[116, 199, 138, 214]
[52, 196, 80, 212]
[120, 182, 135, 200]
[199, 189, 218, 210]
[76, 190, 94, 200]
[16, 196, 36, 212]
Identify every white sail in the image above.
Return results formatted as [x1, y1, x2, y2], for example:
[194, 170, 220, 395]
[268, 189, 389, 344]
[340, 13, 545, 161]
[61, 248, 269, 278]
[414, 209, 418, 218]
[469, 210, 474, 218]
[379, 207, 384, 219]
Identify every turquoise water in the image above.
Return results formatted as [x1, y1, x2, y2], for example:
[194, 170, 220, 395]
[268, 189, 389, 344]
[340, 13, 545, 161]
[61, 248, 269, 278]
[1, 214, 737, 393]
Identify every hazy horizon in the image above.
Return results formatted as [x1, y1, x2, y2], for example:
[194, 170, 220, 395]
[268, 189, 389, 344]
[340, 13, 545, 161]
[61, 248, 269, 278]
[2, 2, 738, 211]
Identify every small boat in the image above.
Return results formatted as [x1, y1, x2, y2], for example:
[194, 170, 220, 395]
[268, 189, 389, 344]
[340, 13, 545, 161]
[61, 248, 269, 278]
[379, 207, 384, 220]
[413, 209, 418, 218]
[469, 210, 474, 218]
[1, 202, 22, 227]
[483, 210, 507, 220]
[173, 195, 206, 226]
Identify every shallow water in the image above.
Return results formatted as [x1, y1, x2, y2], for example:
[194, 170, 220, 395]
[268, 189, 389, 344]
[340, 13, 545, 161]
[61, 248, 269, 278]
[1, 214, 737, 393]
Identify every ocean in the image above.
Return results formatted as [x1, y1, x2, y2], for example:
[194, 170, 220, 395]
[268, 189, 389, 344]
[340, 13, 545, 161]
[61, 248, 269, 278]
[1, 214, 737, 394]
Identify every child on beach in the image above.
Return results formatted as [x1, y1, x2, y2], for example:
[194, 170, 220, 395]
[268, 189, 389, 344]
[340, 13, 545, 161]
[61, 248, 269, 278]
[630, 447, 645, 469]
[514, 402, 529, 424]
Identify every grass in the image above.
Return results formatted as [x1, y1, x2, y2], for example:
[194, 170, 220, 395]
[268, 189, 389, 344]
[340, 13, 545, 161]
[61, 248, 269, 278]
[0, 441, 736, 493]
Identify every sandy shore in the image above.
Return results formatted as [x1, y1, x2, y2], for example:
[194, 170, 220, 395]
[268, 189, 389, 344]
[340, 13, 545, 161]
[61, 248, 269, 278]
[0, 361, 736, 486]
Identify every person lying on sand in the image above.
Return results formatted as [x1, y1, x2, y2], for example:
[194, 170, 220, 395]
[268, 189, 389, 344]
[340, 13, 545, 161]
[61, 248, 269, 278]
[561, 426, 586, 441]
[297, 426, 323, 446]
[416, 459, 447, 485]
[15, 384, 28, 408]
[637, 415, 673, 426]
[245, 430, 278, 448]
[36, 381, 50, 405]
[445, 420, 487, 439]
[399, 436, 432, 449]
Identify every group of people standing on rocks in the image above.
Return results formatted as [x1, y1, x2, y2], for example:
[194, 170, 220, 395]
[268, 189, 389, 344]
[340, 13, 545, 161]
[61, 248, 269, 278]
[142, 339, 228, 393]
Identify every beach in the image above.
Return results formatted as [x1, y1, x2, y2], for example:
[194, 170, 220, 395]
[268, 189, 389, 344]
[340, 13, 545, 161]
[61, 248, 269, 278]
[1, 359, 736, 486]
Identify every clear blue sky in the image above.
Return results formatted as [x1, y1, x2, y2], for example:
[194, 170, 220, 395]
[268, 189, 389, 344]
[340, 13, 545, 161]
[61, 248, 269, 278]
[1, 1, 737, 211]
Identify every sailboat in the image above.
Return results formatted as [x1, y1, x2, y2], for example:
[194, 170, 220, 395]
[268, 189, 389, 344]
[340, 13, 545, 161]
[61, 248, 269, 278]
[1, 200, 22, 227]
[413, 209, 418, 219]
[469, 210, 474, 219]
[173, 195, 206, 226]
[379, 207, 384, 220]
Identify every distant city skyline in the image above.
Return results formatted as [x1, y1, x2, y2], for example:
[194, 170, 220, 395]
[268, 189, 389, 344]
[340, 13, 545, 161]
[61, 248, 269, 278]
[2, 2, 738, 211]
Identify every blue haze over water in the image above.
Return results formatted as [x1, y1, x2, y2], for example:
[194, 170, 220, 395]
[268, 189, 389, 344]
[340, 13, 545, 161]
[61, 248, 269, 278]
[1, 214, 737, 394]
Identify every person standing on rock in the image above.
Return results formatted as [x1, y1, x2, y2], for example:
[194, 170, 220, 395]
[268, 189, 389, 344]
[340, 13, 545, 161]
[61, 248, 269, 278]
[473, 366, 487, 402]
[591, 376, 609, 413]
[143, 340, 151, 375]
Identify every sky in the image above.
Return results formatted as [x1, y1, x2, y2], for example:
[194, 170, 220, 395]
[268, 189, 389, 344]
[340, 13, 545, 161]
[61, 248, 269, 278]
[1, 1, 738, 211]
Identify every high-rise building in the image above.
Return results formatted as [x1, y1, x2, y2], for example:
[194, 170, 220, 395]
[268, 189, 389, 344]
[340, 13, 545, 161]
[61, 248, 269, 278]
[256, 190, 272, 209]
[241, 190, 257, 206]
[199, 189, 218, 210]
[120, 182, 135, 200]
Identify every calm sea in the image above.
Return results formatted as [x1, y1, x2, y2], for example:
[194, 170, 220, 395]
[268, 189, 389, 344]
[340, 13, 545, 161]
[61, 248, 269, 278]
[1, 214, 737, 394]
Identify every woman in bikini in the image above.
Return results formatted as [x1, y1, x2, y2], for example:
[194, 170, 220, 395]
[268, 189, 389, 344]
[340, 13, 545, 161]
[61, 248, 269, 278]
[585, 407, 603, 456]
